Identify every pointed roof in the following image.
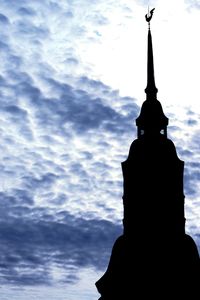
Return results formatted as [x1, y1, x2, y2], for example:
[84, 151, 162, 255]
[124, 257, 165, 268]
[144, 7, 158, 101]
[136, 8, 168, 135]
[145, 28, 158, 100]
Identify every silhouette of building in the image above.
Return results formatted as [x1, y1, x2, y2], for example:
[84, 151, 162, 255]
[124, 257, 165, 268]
[95, 10, 200, 299]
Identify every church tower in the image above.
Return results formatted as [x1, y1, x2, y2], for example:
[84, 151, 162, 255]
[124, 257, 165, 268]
[95, 9, 200, 299]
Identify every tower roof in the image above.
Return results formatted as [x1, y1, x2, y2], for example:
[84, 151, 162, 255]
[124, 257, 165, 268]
[136, 8, 168, 135]
[145, 28, 158, 100]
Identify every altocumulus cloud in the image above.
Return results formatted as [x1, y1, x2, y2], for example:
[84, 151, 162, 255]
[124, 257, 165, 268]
[0, 65, 138, 284]
[166, 105, 200, 249]
[186, 0, 200, 10]
[0, 197, 122, 285]
[0, 0, 199, 290]
[0, 0, 139, 286]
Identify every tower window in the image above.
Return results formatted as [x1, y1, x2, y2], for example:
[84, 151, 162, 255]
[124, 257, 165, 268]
[160, 129, 165, 135]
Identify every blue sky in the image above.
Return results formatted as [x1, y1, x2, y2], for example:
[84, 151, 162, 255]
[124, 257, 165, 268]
[0, 0, 200, 299]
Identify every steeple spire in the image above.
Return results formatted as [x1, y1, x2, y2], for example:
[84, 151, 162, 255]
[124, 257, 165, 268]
[136, 8, 168, 137]
[145, 7, 158, 100]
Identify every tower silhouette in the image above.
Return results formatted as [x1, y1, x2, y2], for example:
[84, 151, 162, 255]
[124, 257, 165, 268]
[95, 9, 200, 299]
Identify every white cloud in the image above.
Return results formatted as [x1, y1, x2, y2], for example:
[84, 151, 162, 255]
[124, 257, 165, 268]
[0, 0, 199, 298]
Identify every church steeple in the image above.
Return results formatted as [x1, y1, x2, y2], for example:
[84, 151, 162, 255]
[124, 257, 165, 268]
[96, 9, 200, 299]
[95, 9, 200, 299]
[136, 8, 168, 138]
[145, 27, 158, 100]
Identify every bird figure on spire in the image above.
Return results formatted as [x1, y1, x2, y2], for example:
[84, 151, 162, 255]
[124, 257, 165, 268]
[145, 7, 155, 23]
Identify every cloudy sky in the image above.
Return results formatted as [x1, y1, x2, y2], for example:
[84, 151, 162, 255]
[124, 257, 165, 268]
[0, 0, 200, 299]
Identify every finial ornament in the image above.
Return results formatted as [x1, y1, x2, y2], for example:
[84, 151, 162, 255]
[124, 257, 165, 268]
[145, 7, 155, 29]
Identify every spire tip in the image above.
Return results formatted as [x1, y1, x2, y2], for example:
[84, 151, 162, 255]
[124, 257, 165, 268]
[145, 7, 155, 28]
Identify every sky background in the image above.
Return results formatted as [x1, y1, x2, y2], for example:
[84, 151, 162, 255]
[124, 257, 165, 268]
[0, 0, 200, 299]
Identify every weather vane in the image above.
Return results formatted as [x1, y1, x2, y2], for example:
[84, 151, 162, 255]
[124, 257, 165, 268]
[145, 7, 155, 29]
